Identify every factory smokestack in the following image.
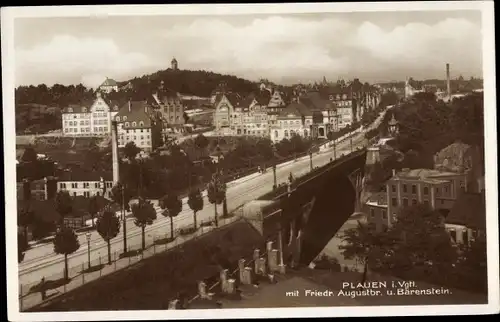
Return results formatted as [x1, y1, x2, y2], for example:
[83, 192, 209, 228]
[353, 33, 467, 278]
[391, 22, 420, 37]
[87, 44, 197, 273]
[111, 121, 120, 185]
[446, 63, 451, 98]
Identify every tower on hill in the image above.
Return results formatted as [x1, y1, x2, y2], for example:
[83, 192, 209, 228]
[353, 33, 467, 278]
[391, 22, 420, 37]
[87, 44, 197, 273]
[171, 57, 178, 71]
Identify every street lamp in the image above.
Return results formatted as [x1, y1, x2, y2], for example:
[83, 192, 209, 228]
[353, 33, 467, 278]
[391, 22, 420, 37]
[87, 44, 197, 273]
[309, 148, 313, 171]
[86, 232, 91, 269]
[120, 182, 128, 253]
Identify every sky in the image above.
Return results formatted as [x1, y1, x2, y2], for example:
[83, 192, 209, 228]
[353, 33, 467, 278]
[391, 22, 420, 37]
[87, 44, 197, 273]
[13, 9, 483, 88]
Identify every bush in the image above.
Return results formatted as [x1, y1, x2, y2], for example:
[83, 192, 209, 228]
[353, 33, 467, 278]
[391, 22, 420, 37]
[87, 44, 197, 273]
[178, 226, 198, 236]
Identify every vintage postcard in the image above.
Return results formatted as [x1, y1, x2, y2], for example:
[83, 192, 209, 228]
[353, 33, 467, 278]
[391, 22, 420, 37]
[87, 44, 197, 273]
[3, 2, 498, 321]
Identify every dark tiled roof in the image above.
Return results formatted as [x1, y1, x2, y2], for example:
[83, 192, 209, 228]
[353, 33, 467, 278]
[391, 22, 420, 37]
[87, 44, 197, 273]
[300, 92, 336, 111]
[256, 90, 272, 106]
[446, 192, 486, 230]
[114, 101, 156, 128]
[100, 78, 118, 87]
[58, 169, 113, 182]
[214, 93, 242, 108]
[62, 101, 94, 114]
[278, 102, 309, 118]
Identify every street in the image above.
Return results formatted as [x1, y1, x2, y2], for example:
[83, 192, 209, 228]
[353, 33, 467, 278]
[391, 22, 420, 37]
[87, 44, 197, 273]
[18, 110, 386, 286]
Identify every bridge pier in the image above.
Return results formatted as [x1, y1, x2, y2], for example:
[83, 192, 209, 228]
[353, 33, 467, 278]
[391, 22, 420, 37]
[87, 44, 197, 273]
[348, 169, 364, 214]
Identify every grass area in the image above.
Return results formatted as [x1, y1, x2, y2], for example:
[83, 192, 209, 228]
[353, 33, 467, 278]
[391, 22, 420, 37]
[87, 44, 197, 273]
[32, 218, 265, 311]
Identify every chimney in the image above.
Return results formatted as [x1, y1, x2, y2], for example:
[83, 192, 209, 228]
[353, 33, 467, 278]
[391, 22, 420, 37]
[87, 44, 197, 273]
[446, 63, 451, 97]
[111, 121, 120, 185]
[144, 104, 148, 113]
[128, 101, 131, 112]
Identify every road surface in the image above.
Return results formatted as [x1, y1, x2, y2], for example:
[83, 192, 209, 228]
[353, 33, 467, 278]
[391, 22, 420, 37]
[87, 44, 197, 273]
[18, 110, 387, 285]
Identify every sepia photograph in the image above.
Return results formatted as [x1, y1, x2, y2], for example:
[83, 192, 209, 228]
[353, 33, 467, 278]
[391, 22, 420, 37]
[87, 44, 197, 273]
[2, 2, 498, 320]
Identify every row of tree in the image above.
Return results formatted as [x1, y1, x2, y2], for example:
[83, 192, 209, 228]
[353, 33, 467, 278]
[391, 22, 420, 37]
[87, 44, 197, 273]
[18, 170, 227, 283]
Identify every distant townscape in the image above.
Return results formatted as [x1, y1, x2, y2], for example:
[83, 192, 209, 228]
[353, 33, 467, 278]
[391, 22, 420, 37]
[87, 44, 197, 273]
[15, 57, 486, 312]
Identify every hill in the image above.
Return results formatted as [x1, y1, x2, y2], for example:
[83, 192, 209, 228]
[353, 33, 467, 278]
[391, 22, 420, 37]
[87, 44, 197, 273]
[124, 68, 259, 98]
[15, 69, 260, 107]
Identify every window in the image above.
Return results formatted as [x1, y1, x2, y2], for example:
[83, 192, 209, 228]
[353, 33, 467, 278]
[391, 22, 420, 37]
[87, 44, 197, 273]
[83, 182, 89, 188]
[449, 230, 457, 242]
[95, 183, 99, 188]
[132, 122, 137, 127]
[60, 183, 66, 189]
[284, 130, 289, 137]
[423, 186, 429, 195]
[412, 199, 417, 205]
[462, 230, 469, 244]
[411, 185, 416, 194]
[403, 184, 407, 193]
[391, 198, 397, 206]
[96, 192, 100, 196]
[123, 116, 128, 121]
[274, 130, 278, 138]
[68, 108, 73, 113]
[125, 122, 130, 127]
[82, 107, 87, 113]
[370, 209, 375, 218]
[391, 185, 396, 193]
[84, 191, 90, 197]
[382, 210, 387, 220]
[403, 198, 408, 207]
[423, 200, 430, 207]
[73, 192, 77, 197]
[116, 116, 120, 122]
[72, 183, 78, 188]
[436, 187, 440, 196]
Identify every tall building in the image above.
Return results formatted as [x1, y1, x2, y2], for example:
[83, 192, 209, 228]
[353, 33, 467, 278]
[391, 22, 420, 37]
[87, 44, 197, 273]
[151, 82, 186, 134]
[62, 92, 120, 137]
[213, 91, 242, 136]
[114, 100, 163, 151]
[230, 93, 270, 137]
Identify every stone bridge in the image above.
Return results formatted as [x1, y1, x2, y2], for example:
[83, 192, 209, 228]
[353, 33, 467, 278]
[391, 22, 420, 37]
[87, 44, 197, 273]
[243, 148, 367, 267]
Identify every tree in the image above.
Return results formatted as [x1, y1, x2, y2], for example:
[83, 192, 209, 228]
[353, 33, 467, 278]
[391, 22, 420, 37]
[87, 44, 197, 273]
[96, 210, 121, 264]
[18, 204, 35, 245]
[206, 173, 226, 227]
[110, 182, 133, 212]
[159, 194, 183, 239]
[187, 189, 204, 229]
[21, 145, 38, 163]
[18, 231, 29, 263]
[456, 234, 487, 292]
[378, 204, 457, 282]
[339, 221, 382, 283]
[123, 141, 141, 161]
[194, 133, 209, 159]
[88, 196, 100, 227]
[131, 198, 157, 250]
[53, 226, 80, 280]
[55, 190, 73, 224]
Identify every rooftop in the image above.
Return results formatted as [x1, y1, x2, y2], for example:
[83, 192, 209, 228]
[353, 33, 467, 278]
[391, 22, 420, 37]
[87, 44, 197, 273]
[393, 168, 460, 184]
[58, 169, 113, 182]
[100, 77, 118, 87]
[114, 101, 157, 128]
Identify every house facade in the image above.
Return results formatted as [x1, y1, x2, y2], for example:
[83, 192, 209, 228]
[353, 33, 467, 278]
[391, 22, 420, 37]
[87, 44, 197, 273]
[62, 93, 120, 137]
[57, 170, 113, 198]
[114, 101, 163, 151]
[365, 168, 468, 232]
[271, 103, 307, 143]
[445, 192, 486, 245]
[151, 83, 186, 134]
[98, 77, 119, 94]
[213, 92, 241, 136]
